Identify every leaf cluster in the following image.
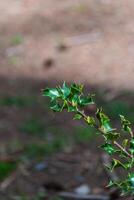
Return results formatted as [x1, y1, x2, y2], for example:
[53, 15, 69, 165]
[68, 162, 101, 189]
[43, 82, 134, 196]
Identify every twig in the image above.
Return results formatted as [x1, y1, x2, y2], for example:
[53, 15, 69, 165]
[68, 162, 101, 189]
[58, 192, 110, 200]
[114, 141, 132, 159]
[65, 32, 101, 46]
[76, 107, 132, 159]
[0, 171, 17, 190]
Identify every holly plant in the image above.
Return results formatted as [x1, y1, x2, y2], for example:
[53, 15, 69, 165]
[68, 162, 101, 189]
[43, 82, 134, 196]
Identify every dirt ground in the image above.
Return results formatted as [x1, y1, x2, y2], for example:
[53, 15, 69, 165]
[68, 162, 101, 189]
[0, 0, 134, 199]
[0, 0, 134, 90]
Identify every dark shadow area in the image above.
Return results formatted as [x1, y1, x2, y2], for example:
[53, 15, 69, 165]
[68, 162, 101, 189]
[0, 75, 134, 199]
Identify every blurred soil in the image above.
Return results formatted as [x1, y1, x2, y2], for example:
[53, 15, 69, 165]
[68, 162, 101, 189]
[0, 0, 134, 199]
[0, 0, 134, 90]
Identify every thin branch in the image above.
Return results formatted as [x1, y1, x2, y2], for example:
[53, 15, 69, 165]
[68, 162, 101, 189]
[114, 141, 132, 159]
[59, 192, 110, 200]
[76, 107, 132, 159]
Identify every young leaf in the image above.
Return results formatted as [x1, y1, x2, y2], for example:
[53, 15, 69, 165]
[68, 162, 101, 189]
[106, 180, 115, 188]
[120, 115, 132, 133]
[128, 173, 134, 187]
[105, 132, 120, 141]
[73, 114, 82, 120]
[101, 143, 117, 155]
[129, 138, 134, 154]
[96, 108, 113, 133]
[110, 159, 126, 171]
[86, 116, 95, 126]
[122, 139, 128, 149]
[67, 105, 77, 112]
[71, 83, 83, 94]
[71, 94, 79, 107]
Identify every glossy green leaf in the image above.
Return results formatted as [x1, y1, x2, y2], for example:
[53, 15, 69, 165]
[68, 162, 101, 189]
[105, 132, 120, 141]
[120, 115, 132, 133]
[101, 143, 117, 155]
[107, 180, 115, 188]
[96, 108, 113, 133]
[110, 159, 126, 171]
[73, 114, 82, 120]
[86, 116, 95, 126]
[50, 101, 62, 112]
[61, 82, 71, 98]
[122, 139, 128, 149]
[43, 88, 60, 101]
[67, 105, 77, 112]
[79, 95, 94, 106]
[71, 83, 83, 94]
[128, 173, 134, 187]
[129, 138, 134, 154]
[71, 94, 79, 107]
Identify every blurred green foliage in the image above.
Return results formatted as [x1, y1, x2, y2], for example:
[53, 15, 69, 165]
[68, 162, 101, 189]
[20, 118, 45, 135]
[0, 96, 37, 107]
[0, 161, 17, 181]
[10, 34, 24, 46]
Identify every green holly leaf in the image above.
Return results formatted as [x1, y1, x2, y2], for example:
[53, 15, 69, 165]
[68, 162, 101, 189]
[61, 82, 71, 98]
[107, 180, 115, 188]
[123, 162, 132, 170]
[101, 143, 117, 155]
[96, 108, 113, 133]
[43, 88, 60, 101]
[50, 101, 63, 112]
[70, 83, 83, 95]
[105, 132, 120, 141]
[79, 95, 94, 106]
[73, 114, 82, 120]
[86, 116, 95, 126]
[128, 173, 134, 187]
[129, 138, 134, 154]
[110, 159, 126, 172]
[71, 94, 79, 107]
[122, 139, 128, 149]
[120, 115, 132, 133]
[67, 105, 77, 112]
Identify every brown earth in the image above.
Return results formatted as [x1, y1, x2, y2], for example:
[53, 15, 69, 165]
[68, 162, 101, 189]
[0, 0, 134, 91]
[0, 1, 134, 199]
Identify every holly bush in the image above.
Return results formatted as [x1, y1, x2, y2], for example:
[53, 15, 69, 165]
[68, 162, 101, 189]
[43, 82, 134, 196]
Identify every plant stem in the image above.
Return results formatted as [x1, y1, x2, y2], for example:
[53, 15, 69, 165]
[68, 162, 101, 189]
[114, 141, 132, 159]
[76, 107, 132, 159]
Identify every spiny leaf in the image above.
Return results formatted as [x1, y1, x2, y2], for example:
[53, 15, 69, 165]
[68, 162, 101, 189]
[101, 143, 117, 155]
[128, 173, 134, 187]
[86, 116, 95, 126]
[67, 105, 77, 112]
[61, 82, 71, 98]
[43, 88, 60, 101]
[129, 138, 134, 154]
[71, 94, 79, 107]
[106, 180, 115, 188]
[73, 113, 82, 120]
[71, 83, 83, 94]
[79, 95, 94, 106]
[120, 115, 132, 133]
[110, 159, 126, 172]
[105, 132, 120, 141]
[122, 139, 128, 149]
[50, 101, 63, 112]
[96, 108, 113, 133]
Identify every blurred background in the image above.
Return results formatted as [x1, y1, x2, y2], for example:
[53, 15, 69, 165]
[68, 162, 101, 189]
[0, 0, 134, 199]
